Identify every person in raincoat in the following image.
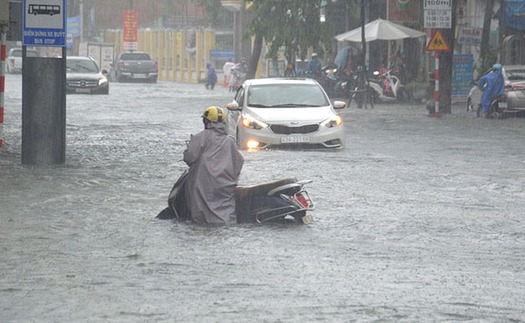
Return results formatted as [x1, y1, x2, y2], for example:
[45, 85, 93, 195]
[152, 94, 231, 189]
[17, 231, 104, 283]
[308, 53, 322, 77]
[205, 62, 218, 90]
[183, 106, 244, 224]
[478, 63, 505, 118]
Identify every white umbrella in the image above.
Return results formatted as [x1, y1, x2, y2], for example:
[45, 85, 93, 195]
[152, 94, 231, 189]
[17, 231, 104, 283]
[335, 18, 425, 42]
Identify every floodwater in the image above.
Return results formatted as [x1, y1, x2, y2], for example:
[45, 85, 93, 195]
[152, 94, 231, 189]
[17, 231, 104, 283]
[1, 74, 525, 322]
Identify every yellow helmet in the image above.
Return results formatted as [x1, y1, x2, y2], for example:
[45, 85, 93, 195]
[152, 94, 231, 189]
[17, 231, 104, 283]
[202, 106, 226, 123]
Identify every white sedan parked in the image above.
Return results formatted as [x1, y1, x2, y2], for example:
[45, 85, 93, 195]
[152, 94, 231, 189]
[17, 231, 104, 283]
[226, 78, 346, 150]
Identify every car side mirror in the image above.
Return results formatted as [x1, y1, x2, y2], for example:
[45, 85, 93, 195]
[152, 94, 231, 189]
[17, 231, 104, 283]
[226, 101, 240, 111]
[101, 69, 108, 75]
[333, 100, 346, 109]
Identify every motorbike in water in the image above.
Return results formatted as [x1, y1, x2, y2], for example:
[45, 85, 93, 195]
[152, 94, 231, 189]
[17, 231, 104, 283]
[367, 69, 407, 103]
[156, 169, 315, 224]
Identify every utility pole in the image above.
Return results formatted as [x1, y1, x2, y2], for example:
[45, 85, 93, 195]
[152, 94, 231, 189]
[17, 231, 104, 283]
[480, 0, 495, 69]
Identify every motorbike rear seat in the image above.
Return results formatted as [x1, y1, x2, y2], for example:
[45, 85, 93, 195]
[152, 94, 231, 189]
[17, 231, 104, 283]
[235, 178, 297, 200]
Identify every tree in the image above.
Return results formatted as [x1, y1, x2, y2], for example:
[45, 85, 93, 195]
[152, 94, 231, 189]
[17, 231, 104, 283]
[244, 0, 334, 79]
[480, 0, 496, 69]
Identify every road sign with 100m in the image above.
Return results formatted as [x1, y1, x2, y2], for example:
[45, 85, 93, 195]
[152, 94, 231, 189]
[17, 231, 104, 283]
[23, 0, 67, 47]
[424, 0, 452, 29]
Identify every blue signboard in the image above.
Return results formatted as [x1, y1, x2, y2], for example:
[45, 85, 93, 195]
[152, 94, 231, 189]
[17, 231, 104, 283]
[23, 0, 67, 47]
[210, 49, 235, 60]
[67, 16, 81, 37]
[452, 54, 474, 99]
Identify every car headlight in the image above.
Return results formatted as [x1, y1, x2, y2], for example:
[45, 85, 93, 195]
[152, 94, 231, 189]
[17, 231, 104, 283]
[98, 78, 108, 86]
[321, 115, 343, 128]
[241, 115, 268, 130]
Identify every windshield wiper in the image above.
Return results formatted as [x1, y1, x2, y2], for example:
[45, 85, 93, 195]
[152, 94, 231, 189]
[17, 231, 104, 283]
[270, 103, 321, 107]
[248, 103, 271, 108]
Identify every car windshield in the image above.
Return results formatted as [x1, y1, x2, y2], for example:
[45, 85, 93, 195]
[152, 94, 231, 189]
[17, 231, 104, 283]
[505, 69, 525, 81]
[67, 59, 99, 73]
[247, 84, 329, 107]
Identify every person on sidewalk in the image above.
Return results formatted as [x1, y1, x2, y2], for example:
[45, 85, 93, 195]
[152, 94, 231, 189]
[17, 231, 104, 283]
[222, 58, 235, 88]
[205, 62, 218, 90]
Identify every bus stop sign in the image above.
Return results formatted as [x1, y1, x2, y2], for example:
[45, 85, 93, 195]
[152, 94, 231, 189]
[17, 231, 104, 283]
[23, 0, 66, 47]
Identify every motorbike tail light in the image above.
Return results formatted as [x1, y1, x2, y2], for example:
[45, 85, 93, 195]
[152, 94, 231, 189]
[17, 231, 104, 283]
[511, 84, 525, 91]
[295, 193, 309, 208]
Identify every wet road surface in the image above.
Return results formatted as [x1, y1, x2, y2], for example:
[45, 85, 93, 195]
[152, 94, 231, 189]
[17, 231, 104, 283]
[1, 74, 525, 322]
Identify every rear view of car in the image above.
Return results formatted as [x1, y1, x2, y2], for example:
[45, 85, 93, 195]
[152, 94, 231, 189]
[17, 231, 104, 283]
[66, 56, 109, 95]
[467, 65, 525, 116]
[226, 78, 346, 150]
[6, 48, 39, 74]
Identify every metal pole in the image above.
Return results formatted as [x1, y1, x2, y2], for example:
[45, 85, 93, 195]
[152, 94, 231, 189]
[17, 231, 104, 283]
[80, 0, 83, 43]
[0, 25, 6, 151]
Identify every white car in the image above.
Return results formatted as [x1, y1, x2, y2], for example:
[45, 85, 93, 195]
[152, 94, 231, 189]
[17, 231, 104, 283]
[6, 48, 39, 74]
[226, 78, 346, 150]
[467, 65, 525, 115]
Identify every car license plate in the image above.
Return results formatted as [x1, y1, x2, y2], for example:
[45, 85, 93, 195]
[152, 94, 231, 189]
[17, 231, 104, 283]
[75, 88, 91, 93]
[302, 214, 314, 224]
[133, 73, 147, 78]
[281, 136, 310, 143]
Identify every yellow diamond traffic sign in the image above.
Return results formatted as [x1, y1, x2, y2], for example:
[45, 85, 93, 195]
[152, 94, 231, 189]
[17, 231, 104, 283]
[426, 30, 450, 51]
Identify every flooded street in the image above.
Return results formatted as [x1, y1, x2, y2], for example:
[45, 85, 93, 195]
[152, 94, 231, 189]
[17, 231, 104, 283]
[1, 74, 525, 322]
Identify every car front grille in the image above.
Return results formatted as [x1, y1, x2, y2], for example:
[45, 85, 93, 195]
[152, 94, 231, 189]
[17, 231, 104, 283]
[270, 124, 319, 134]
[67, 80, 99, 88]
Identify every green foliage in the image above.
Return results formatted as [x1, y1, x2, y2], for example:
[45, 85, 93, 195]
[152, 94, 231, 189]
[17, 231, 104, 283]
[477, 47, 499, 76]
[245, 0, 333, 61]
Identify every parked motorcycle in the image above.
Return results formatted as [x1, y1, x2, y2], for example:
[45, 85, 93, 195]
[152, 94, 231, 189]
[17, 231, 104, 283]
[156, 169, 315, 224]
[367, 69, 407, 103]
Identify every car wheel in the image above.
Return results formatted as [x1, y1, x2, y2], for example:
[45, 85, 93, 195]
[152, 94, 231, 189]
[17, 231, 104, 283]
[467, 98, 474, 112]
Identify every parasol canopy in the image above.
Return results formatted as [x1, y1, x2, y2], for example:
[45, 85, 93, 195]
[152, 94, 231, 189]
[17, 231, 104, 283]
[335, 18, 425, 42]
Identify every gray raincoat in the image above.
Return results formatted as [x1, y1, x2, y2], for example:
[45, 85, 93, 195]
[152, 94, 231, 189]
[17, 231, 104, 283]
[183, 122, 244, 224]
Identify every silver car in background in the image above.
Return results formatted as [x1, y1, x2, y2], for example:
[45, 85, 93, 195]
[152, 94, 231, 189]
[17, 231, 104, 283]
[226, 78, 346, 150]
[66, 56, 109, 95]
[467, 65, 525, 115]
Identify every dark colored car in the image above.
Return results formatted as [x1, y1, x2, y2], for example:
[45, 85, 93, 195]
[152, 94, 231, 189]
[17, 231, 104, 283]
[66, 56, 109, 95]
[110, 51, 158, 83]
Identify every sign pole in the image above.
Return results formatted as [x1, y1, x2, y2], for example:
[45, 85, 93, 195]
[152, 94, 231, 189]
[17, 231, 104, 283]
[434, 51, 439, 119]
[0, 26, 6, 151]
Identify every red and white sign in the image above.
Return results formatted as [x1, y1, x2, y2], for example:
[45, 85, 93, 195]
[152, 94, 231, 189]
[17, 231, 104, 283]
[123, 10, 138, 50]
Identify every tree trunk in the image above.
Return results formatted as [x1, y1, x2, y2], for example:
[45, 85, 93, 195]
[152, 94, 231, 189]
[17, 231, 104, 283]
[247, 33, 263, 80]
[480, 0, 495, 66]
[438, 0, 459, 115]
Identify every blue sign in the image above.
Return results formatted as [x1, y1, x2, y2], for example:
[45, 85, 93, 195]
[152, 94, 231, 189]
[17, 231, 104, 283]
[452, 54, 474, 98]
[67, 16, 81, 37]
[23, 0, 67, 47]
[210, 49, 235, 60]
